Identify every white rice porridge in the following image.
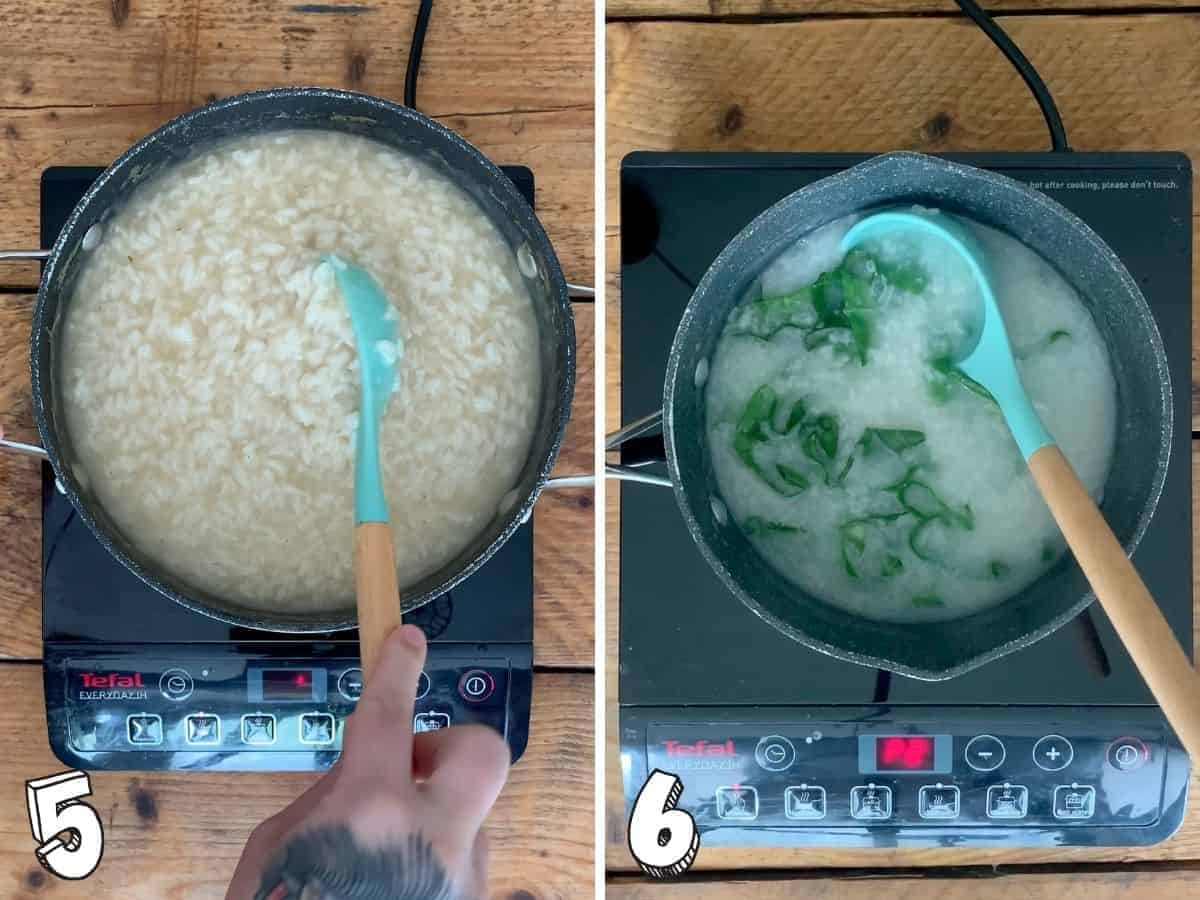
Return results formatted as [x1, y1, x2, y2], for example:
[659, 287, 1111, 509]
[705, 209, 1116, 623]
[60, 130, 541, 614]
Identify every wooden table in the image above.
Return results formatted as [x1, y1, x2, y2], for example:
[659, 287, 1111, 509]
[606, 1, 1200, 896]
[0, 2, 594, 898]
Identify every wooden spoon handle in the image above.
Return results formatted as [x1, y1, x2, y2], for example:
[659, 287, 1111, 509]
[355, 521, 402, 685]
[1028, 445, 1200, 757]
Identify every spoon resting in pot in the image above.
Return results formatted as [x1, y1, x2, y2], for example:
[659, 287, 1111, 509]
[330, 255, 404, 685]
[841, 212, 1200, 759]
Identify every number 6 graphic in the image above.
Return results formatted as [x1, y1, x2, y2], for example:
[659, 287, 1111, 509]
[26, 770, 104, 880]
[627, 769, 699, 878]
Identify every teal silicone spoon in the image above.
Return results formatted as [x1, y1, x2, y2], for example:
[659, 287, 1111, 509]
[840, 212, 1200, 758]
[330, 255, 403, 684]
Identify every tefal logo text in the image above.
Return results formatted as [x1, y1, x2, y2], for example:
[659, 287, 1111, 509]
[78, 673, 145, 689]
[661, 739, 737, 757]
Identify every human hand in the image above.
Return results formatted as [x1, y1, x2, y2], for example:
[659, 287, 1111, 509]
[226, 625, 512, 899]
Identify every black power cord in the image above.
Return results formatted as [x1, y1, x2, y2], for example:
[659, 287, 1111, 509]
[404, 0, 434, 110]
[953, 0, 1071, 152]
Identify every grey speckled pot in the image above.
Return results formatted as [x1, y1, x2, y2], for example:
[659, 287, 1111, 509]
[29, 87, 574, 633]
[664, 151, 1171, 680]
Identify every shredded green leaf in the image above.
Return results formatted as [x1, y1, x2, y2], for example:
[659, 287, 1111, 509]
[929, 354, 996, 406]
[729, 248, 926, 365]
[776, 464, 812, 492]
[743, 516, 801, 537]
[912, 593, 945, 608]
[866, 428, 926, 455]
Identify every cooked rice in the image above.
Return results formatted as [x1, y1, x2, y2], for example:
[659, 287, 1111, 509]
[60, 130, 541, 614]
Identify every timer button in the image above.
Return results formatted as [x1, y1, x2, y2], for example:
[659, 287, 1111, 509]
[1107, 737, 1150, 772]
[1033, 734, 1074, 772]
[159, 668, 194, 702]
[416, 671, 431, 700]
[458, 670, 495, 703]
[754, 735, 796, 772]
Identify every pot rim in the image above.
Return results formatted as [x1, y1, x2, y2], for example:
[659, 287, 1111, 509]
[31, 86, 574, 634]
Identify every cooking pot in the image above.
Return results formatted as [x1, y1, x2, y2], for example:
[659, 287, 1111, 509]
[0, 87, 577, 633]
[608, 151, 1171, 680]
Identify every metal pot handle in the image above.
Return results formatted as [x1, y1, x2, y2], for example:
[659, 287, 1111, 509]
[0, 437, 48, 459]
[0, 250, 50, 459]
[605, 408, 672, 488]
[0, 249, 51, 261]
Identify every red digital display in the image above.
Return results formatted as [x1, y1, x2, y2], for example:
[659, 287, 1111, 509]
[261, 669, 319, 701]
[876, 736, 936, 771]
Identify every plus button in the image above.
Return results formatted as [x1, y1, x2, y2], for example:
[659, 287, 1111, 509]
[1033, 735, 1074, 772]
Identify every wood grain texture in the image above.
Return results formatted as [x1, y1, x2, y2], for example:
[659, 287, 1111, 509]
[0, 0, 593, 286]
[538, 300, 597, 665]
[0, 665, 592, 899]
[606, 14, 1200, 212]
[609, 0, 1193, 17]
[606, 868, 1200, 899]
[0, 290, 592, 666]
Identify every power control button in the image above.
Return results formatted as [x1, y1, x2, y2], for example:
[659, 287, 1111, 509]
[1108, 737, 1150, 772]
[159, 668, 194, 702]
[458, 670, 495, 702]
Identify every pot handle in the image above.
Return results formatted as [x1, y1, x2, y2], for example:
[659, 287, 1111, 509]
[0, 437, 48, 459]
[0, 253, 50, 460]
[605, 408, 671, 488]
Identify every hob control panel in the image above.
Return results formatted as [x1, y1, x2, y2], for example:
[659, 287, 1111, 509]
[620, 707, 1190, 847]
[45, 644, 531, 771]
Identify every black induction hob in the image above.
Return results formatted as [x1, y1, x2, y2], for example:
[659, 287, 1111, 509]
[618, 152, 1192, 848]
[41, 166, 535, 772]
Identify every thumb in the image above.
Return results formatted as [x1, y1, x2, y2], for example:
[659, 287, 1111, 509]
[342, 624, 426, 768]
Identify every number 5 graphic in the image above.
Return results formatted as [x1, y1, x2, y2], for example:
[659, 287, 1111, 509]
[26, 770, 104, 880]
[627, 769, 699, 878]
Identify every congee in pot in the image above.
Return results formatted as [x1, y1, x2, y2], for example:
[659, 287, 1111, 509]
[704, 208, 1116, 624]
[60, 131, 541, 614]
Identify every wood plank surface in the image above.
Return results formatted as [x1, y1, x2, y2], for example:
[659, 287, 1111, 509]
[609, 0, 1193, 17]
[606, 14, 1200, 213]
[0, 665, 591, 900]
[606, 867, 1200, 899]
[0, 0, 593, 286]
[0, 300, 593, 667]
